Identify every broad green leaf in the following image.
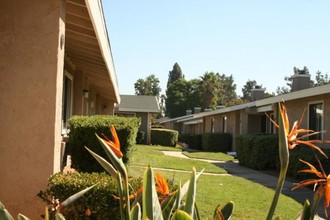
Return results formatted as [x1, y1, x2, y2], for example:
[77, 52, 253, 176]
[44, 207, 49, 220]
[179, 169, 204, 202]
[221, 201, 234, 220]
[266, 103, 289, 220]
[59, 184, 97, 211]
[174, 182, 182, 211]
[183, 167, 196, 216]
[0, 201, 14, 220]
[17, 214, 30, 220]
[96, 134, 127, 180]
[55, 213, 66, 220]
[130, 203, 141, 220]
[85, 146, 118, 177]
[193, 203, 201, 220]
[161, 191, 177, 220]
[299, 200, 311, 220]
[142, 166, 163, 220]
[170, 210, 192, 220]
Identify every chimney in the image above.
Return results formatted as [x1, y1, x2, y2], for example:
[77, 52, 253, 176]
[194, 107, 201, 113]
[186, 109, 192, 115]
[251, 85, 265, 101]
[291, 67, 311, 92]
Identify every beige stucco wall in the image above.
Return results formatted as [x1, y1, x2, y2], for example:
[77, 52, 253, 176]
[0, 0, 65, 218]
[279, 94, 330, 140]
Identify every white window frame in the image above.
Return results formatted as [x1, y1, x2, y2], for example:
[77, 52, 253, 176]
[222, 115, 227, 133]
[62, 70, 74, 134]
[308, 101, 324, 140]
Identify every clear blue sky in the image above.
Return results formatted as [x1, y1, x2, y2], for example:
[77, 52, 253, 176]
[103, 1, 330, 96]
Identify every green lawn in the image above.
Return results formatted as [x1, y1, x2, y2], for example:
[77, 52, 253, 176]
[182, 150, 235, 162]
[128, 145, 303, 219]
[129, 145, 227, 174]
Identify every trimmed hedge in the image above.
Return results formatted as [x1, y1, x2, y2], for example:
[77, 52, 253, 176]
[38, 172, 142, 220]
[201, 132, 232, 152]
[236, 133, 330, 180]
[179, 134, 203, 150]
[236, 134, 279, 170]
[136, 130, 145, 144]
[288, 147, 330, 180]
[67, 115, 140, 172]
[151, 128, 178, 147]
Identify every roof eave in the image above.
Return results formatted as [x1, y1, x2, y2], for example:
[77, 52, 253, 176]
[85, 0, 120, 104]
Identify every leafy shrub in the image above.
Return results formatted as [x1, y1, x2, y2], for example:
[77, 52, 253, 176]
[236, 134, 279, 170]
[179, 134, 203, 150]
[150, 128, 178, 147]
[38, 172, 142, 220]
[67, 115, 140, 172]
[288, 147, 330, 180]
[136, 130, 145, 144]
[201, 132, 232, 152]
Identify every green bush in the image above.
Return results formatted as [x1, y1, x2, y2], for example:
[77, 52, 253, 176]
[201, 132, 232, 152]
[151, 128, 178, 147]
[179, 134, 203, 150]
[136, 130, 145, 144]
[67, 115, 140, 172]
[288, 147, 330, 180]
[38, 172, 122, 220]
[236, 134, 279, 170]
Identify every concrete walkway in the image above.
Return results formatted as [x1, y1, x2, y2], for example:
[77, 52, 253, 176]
[162, 150, 326, 219]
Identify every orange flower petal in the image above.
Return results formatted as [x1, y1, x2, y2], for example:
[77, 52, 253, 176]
[101, 125, 123, 158]
[155, 172, 169, 196]
[296, 140, 327, 159]
[298, 159, 325, 179]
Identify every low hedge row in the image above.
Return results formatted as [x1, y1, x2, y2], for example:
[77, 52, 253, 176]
[236, 134, 279, 170]
[288, 147, 330, 180]
[201, 132, 232, 152]
[179, 134, 203, 150]
[150, 128, 178, 147]
[38, 172, 142, 220]
[236, 134, 330, 180]
[67, 115, 140, 173]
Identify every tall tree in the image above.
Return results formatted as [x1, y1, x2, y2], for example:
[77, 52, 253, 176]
[165, 78, 190, 118]
[241, 80, 257, 100]
[314, 71, 330, 86]
[186, 78, 202, 112]
[134, 74, 161, 96]
[218, 74, 237, 106]
[167, 62, 183, 87]
[200, 72, 221, 110]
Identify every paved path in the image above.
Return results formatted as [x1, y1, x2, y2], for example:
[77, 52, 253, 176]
[162, 150, 326, 219]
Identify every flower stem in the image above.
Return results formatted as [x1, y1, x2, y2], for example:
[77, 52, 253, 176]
[266, 103, 289, 220]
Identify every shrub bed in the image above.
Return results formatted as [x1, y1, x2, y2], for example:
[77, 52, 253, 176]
[38, 172, 123, 220]
[201, 132, 232, 152]
[179, 134, 203, 150]
[236, 134, 279, 170]
[151, 128, 178, 147]
[288, 147, 330, 180]
[67, 115, 140, 172]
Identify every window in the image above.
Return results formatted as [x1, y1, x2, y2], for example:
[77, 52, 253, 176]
[309, 102, 323, 139]
[222, 116, 227, 132]
[210, 118, 215, 133]
[62, 71, 73, 133]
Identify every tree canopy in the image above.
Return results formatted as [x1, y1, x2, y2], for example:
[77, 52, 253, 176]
[134, 74, 161, 96]
[167, 62, 183, 87]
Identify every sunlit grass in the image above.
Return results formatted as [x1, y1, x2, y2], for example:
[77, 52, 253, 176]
[128, 145, 302, 219]
[129, 145, 227, 174]
[182, 150, 235, 162]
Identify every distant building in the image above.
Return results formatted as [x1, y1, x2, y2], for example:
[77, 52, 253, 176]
[115, 95, 160, 144]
